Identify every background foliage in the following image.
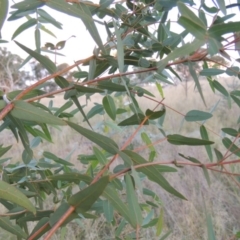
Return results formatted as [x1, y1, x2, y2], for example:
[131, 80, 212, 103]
[0, 0, 240, 239]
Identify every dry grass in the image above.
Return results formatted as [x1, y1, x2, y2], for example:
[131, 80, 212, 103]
[1, 77, 240, 239]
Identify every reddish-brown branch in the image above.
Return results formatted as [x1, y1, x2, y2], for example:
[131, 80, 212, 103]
[28, 222, 50, 240]
[110, 158, 240, 180]
[44, 205, 75, 240]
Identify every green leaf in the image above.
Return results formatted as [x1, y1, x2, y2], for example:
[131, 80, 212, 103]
[98, 81, 128, 92]
[54, 100, 73, 117]
[185, 110, 212, 122]
[141, 132, 156, 162]
[222, 128, 239, 137]
[200, 68, 225, 76]
[100, 0, 114, 8]
[177, 2, 206, 39]
[215, 0, 226, 15]
[103, 185, 132, 224]
[0, 145, 11, 158]
[12, 0, 45, 11]
[0, 217, 28, 239]
[103, 200, 113, 223]
[102, 95, 116, 120]
[167, 134, 214, 146]
[222, 137, 240, 157]
[146, 108, 165, 120]
[35, 28, 41, 53]
[67, 121, 119, 154]
[93, 146, 107, 165]
[118, 113, 148, 126]
[0, 0, 8, 38]
[46, 0, 105, 53]
[156, 208, 164, 236]
[188, 62, 206, 105]
[113, 20, 124, 72]
[15, 41, 57, 73]
[37, 9, 62, 29]
[123, 150, 186, 200]
[231, 90, 240, 97]
[125, 174, 142, 227]
[231, 94, 240, 107]
[0, 180, 36, 213]
[202, 165, 211, 186]
[43, 151, 74, 166]
[68, 176, 109, 211]
[48, 173, 91, 183]
[214, 148, 223, 162]
[200, 126, 213, 162]
[157, 39, 204, 73]
[156, 82, 164, 98]
[209, 21, 240, 38]
[204, 203, 216, 240]
[49, 202, 79, 227]
[86, 104, 104, 121]
[71, 95, 92, 129]
[11, 100, 65, 125]
[159, 230, 172, 240]
[138, 58, 150, 68]
[73, 71, 88, 79]
[74, 85, 104, 93]
[12, 18, 37, 39]
[212, 80, 229, 97]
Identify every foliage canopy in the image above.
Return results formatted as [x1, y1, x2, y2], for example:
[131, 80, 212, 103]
[0, 0, 240, 239]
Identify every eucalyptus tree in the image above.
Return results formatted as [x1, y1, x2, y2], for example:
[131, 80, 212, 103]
[0, 0, 240, 239]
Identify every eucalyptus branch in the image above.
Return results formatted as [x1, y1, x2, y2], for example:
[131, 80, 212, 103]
[110, 159, 240, 180]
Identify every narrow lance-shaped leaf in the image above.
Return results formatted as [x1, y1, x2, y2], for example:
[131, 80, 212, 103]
[118, 113, 148, 126]
[200, 125, 213, 162]
[0, 0, 8, 38]
[0, 145, 11, 158]
[146, 108, 165, 120]
[141, 132, 156, 162]
[222, 137, 240, 157]
[113, 20, 124, 72]
[167, 134, 214, 146]
[177, 2, 206, 39]
[156, 208, 164, 236]
[123, 150, 187, 200]
[0, 217, 28, 239]
[157, 39, 205, 73]
[35, 27, 41, 53]
[103, 185, 132, 224]
[43, 151, 74, 166]
[102, 95, 116, 120]
[209, 21, 240, 38]
[67, 121, 119, 154]
[0, 180, 36, 213]
[11, 100, 66, 125]
[103, 200, 114, 223]
[185, 110, 212, 122]
[71, 95, 92, 129]
[188, 61, 206, 105]
[125, 174, 143, 228]
[221, 128, 239, 137]
[68, 176, 109, 211]
[12, 18, 37, 39]
[216, 0, 226, 15]
[15, 41, 56, 74]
